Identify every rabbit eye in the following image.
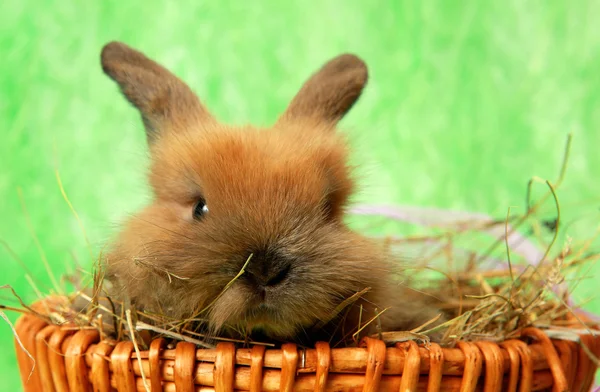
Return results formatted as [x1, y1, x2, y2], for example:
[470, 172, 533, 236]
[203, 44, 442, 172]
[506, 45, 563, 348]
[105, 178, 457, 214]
[193, 199, 209, 220]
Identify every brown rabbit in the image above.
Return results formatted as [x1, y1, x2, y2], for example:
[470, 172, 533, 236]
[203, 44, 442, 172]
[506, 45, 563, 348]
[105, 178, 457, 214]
[100, 42, 442, 345]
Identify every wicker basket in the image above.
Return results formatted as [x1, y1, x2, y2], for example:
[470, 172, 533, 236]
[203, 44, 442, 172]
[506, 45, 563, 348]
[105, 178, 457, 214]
[13, 310, 600, 392]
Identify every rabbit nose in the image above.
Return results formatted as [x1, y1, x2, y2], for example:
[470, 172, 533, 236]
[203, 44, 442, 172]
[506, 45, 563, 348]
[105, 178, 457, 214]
[264, 263, 291, 286]
[245, 249, 292, 287]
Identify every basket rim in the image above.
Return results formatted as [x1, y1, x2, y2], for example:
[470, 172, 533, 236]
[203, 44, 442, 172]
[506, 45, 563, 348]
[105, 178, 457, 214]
[14, 309, 600, 392]
[15, 302, 600, 392]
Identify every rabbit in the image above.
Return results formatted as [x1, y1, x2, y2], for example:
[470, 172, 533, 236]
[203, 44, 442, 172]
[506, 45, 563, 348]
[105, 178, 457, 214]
[98, 41, 444, 346]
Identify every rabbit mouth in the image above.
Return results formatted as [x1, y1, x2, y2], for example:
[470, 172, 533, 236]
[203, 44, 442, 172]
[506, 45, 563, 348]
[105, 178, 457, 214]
[238, 303, 302, 335]
[209, 279, 314, 340]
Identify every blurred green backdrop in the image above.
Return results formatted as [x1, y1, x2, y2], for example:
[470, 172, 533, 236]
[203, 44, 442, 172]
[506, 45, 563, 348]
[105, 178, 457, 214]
[2, 1, 600, 390]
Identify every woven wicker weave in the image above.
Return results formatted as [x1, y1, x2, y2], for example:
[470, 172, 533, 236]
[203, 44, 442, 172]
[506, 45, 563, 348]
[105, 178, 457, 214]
[14, 311, 600, 392]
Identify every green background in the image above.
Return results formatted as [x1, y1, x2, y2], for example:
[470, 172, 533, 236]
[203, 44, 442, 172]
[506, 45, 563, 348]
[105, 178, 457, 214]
[2, 1, 600, 389]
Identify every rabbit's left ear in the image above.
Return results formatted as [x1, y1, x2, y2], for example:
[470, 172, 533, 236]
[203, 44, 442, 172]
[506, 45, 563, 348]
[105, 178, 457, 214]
[101, 41, 216, 143]
[277, 54, 368, 126]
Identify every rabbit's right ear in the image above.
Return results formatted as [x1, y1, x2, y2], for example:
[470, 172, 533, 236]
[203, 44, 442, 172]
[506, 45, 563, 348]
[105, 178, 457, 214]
[277, 54, 368, 126]
[101, 41, 215, 143]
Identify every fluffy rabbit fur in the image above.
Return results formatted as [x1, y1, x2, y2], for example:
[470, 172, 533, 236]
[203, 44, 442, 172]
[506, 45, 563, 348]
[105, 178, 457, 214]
[100, 42, 442, 345]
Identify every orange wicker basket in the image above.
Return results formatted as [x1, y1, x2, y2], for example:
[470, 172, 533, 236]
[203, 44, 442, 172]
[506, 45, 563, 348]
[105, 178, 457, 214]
[13, 309, 600, 392]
